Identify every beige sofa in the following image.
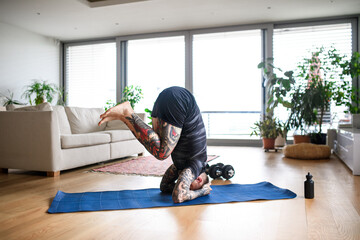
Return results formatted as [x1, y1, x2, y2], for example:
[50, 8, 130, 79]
[0, 103, 145, 177]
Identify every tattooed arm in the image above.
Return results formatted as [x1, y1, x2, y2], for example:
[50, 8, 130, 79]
[172, 168, 212, 203]
[125, 114, 181, 160]
[98, 101, 181, 160]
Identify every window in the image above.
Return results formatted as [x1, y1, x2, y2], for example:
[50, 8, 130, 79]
[65, 42, 116, 108]
[273, 23, 353, 131]
[127, 36, 185, 113]
[193, 30, 262, 139]
[63, 18, 356, 146]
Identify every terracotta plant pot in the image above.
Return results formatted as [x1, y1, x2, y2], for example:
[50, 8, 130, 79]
[293, 135, 311, 144]
[262, 138, 276, 150]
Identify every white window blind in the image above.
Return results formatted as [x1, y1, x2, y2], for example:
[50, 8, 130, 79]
[273, 23, 353, 129]
[65, 42, 116, 108]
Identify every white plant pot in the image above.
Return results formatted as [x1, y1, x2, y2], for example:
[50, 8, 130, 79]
[275, 135, 286, 147]
[352, 114, 360, 129]
[326, 129, 337, 149]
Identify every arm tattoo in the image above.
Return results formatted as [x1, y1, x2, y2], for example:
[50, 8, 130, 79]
[125, 113, 181, 160]
[172, 168, 209, 203]
[160, 164, 178, 193]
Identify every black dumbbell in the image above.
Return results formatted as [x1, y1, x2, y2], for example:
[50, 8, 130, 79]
[222, 165, 235, 180]
[205, 163, 223, 179]
[205, 163, 235, 180]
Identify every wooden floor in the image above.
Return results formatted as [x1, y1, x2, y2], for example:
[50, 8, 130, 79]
[0, 146, 359, 240]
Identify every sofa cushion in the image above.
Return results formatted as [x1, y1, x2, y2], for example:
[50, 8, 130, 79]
[65, 106, 106, 134]
[105, 120, 128, 130]
[13, 102, 53, 111]
[103, 130, 136, 142]
[53, 106, 72, 134]
[105, 113, 146, 131]
[61, 133, 111, 149]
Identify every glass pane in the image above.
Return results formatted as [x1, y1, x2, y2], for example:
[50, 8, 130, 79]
[128, 36, 185, 113]
[193, 30, 262, 138]
[66, 42, 116, 108]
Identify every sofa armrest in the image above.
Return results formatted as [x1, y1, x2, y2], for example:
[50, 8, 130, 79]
[0, 111, 62, 171]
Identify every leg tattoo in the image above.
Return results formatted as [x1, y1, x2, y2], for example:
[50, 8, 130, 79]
[160, 164, 179, 193]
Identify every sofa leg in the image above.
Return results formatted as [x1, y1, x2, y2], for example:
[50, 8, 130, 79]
[138, 152, 144, 156]
[0, 168, 9, 174]
[47, 171, 60, 177]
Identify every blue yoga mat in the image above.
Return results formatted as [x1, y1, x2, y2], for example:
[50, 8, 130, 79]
[48, 181, 296, 213]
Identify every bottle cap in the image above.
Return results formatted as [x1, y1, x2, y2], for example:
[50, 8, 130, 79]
[306, 172, 312, 180]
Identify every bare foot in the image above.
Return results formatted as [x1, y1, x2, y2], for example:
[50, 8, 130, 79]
[98, 101, 134, 126]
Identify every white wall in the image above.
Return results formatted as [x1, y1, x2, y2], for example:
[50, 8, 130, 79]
[0, 22, 60, 105]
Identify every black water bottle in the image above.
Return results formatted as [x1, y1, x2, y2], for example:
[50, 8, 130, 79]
[304, 172, 314, 199]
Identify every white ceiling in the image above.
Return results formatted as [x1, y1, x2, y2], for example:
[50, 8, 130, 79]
[0, 0, 359, 41]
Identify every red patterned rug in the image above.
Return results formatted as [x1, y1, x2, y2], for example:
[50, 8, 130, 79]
[91, 155, 219, 177]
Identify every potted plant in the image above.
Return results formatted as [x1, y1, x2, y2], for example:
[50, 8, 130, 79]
[333, 51, 360, 128]
[297, 48, 360, 142]
[258, 59, 311, 144]
[121, 85, 143, 109]
[296, 48, 342, 144]
[251, 115, 282, 150]
[343, 86, 360, 128]
[104, 85, 143, 111]
[22, 80, 58, 105]
[274, 120, 287, 147]
[260, 47, 357, 145]
[288, 87, 313, 144]
[56, 87, 67, 106]
[0, 90, 26, 107]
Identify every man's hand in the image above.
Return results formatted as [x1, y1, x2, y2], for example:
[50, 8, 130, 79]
[98, 101, 134, 126]
[172, 168, 212, 203]
[201, 183, 212, 195]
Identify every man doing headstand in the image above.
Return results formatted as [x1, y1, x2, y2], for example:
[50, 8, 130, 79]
[98, 86, 211, 203]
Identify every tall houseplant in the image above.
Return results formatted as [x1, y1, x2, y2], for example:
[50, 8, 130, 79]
[298, 48, 360, 141]
[258, 59, 310, 142]
[22, 80, 58, 105]
[297, 48, 343, 137]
